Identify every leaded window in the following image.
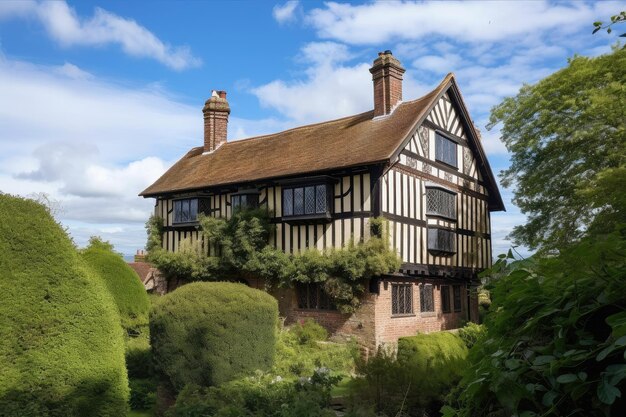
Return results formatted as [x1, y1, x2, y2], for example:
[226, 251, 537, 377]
[426, 187, 456, 219]
[173, 199, 198, 224]
[420, 284, 435, 313]
[441, 285, 451, 313]
[231, 193, 259, 213]
[282, 184, 329, 217]
[428, 228, 456, 254]
[297, 283, 335, 310]
[453, 285, 462, 312]
[392, 284, 413, 315]
[435, 133, 458, 167]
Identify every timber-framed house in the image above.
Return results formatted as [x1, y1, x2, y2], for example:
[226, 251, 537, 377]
[140, 51, 505, 349]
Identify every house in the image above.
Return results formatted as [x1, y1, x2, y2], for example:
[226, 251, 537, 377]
[140, 51, 504, 349]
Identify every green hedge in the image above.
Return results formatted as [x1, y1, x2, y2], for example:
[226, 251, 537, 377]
[0, 195, 129, 416]
[348, 331, 468, 415]
[150, 282, 278, 390]
[397, 332, 468, 402]
[81, 239, 150, 334]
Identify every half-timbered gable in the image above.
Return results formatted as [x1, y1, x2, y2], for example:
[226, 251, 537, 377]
[140, 51, 504, 349]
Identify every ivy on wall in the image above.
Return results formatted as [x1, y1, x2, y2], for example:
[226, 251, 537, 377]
[146, 211, 400, 313]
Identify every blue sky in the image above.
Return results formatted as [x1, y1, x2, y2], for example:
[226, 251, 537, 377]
[0, 0, 621, 257]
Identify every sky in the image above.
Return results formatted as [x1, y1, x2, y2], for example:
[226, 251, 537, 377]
[0, 0, 621, 257]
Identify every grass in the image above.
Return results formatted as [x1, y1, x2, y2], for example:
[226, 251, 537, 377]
[128, 410, 152, 417]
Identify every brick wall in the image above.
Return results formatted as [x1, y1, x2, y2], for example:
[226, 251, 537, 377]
[248, 275, 477, 351]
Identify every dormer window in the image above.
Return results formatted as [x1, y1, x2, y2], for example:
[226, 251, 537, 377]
[173, 198, 199, 224]
[282, 183, 331, 221]
[231, 191, 259, 213]
[435, 132, 457, 168]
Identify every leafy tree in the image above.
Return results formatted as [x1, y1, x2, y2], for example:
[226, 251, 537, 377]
[593, 11, 626, 38]
[443, 231, 626, 417]
[488, 47, 626, 252]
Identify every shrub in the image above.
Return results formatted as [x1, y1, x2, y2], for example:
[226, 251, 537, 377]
[292, 319, 329, 345]
[81, 237, 150, 335]
[273, 326, 356, 378]
[348, 332, 468, 416]
[126, 337, 153, 380]
[457, 322, 486, 349]
[443, 232, 626, 417]
[0, 195, 128, 416]
[150, 282, 278, 390]
[129, 379, 157, 411]
[166, 369, 339, 417]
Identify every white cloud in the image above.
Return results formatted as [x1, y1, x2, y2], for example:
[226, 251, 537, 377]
[0, 1, 200, 70]
[306, 1, 618, 45]
[273, 1, 300, 24]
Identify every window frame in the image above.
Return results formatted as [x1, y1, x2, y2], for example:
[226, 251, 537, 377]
[453, 285, 462, 313]
[427, 227, 457, 255]
[425, 186, 457, 220]
[419, 283, 435, 314]
[391, 283, 414, 316]
[281, 182, 331, 221]
[172, 198, 199, 225]
[441, 285, 451, 314]
[435, 132, 458, 168]
[230, 191, 260, 213]
[296, 282, 336, 311]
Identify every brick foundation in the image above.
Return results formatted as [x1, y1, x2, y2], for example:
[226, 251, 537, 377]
[247, 276, 478, 351]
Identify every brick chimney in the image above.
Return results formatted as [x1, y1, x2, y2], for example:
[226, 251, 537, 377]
[369, 50, 405, 117]
[202, 90, 230, 153]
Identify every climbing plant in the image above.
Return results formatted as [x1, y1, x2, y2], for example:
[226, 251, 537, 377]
[146, 211, 400, 313]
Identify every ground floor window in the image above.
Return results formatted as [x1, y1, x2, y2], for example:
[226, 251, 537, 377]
[392, 283, 413, 315]
[453, 285, 462, 312]
[420, 284, 435, 313]
[441, 285, 451, 313]
[296, 283, 335, 310]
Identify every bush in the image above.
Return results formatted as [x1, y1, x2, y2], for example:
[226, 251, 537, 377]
[443, 232, 626, 417]
[457, 322, 486, 349]
[0, 195, 129, 416]
[291, 319, 329, 345]
[348, 332, 468, 416]
[273, 326, 356, 378]
[81, 237, 150, 335]
[129, 379, 157, 411]
[150, 282, 278, 390]
[166, 369, 339, 417]
[126, 337, 153, 380]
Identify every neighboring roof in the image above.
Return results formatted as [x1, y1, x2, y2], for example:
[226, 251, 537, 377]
[140, 74, 505, 211]
[128, 262, 152, 281]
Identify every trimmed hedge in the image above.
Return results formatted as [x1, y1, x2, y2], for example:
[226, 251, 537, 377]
[81, 239, 150, 334]
[150, 282, 278, 390]
[0, 195, 129, 417]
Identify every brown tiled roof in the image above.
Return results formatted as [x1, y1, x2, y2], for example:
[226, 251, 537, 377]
[128, 262, 152, 282]
[140, 74, 455, 197]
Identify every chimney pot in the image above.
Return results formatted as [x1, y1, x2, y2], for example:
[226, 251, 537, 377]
[203, 90, 230, 152]
[369, 51, 405, 117]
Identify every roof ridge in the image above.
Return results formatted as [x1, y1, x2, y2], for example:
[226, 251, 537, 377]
[224, 109, 375, 146]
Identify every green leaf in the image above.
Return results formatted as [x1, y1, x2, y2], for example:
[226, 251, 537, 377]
[520, 411, 537, 417]
[597, 378, 621, 405]
[533, 355, 555, 366]
[440, 405, 457, 417]
[505, 359, 521, 370]
[556, 374, 578, 384]
[542, 390, 558, 406]
[607, 312, 626, 337]
[578, 372, 587, 382]
[593, 27, 602, 34]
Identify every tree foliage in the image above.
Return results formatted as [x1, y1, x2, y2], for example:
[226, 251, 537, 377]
[443, 231, 626, 417]
[593, 11, 626, 39]
[488, 47, 626, 252]
[0, 194, 129, 417]
[147, 212, 400, 313]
